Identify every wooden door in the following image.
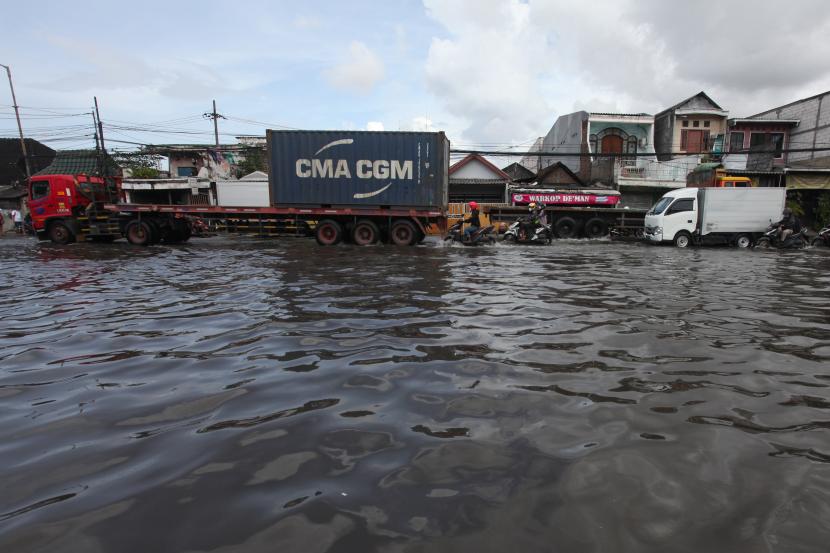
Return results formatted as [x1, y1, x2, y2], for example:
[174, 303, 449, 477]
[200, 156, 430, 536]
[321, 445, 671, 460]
[601, 135, 624, 154]
[686, 130, 704, 153]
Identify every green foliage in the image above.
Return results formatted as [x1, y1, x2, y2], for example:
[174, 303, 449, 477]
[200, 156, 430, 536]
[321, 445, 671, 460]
[235, 149, 268, 178]
[129, 165, 160, 178]
[112, 152, 163, 178]
[817, 193, 830, 227]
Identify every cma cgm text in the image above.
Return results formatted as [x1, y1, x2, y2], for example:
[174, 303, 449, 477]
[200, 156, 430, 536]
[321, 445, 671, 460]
[295, 159, 414, 180]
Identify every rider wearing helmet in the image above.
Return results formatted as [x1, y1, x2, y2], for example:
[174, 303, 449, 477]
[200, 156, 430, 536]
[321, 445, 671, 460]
[776, 207, 801, 243]
[463, 201, 481, 241]
[522, 202, 545, 240]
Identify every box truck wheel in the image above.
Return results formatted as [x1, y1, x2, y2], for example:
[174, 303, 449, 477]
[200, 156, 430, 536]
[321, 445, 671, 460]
[673, 231, 692, 248]
[316, 219, 343, 245]
[352, 219, 380, 245]
[554, 217, 578, 239]
[390, 220, 417, 246]
[734, 234, 752, 249]
[48, 221, 75, 245]
[583, 218, 608, 239]
[126, 220, 153, 246]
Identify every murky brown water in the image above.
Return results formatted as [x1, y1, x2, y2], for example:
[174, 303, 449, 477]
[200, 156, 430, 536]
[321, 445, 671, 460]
[2, 235, 830, 552]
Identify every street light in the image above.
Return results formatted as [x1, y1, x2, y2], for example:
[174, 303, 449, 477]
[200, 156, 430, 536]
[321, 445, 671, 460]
[0, 63, 31, 178]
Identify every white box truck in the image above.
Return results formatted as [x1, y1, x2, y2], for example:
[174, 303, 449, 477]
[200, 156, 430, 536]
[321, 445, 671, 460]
[643, 187, 786, 248]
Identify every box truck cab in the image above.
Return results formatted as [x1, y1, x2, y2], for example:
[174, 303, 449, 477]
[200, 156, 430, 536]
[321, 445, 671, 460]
[644, 187, 786, 248]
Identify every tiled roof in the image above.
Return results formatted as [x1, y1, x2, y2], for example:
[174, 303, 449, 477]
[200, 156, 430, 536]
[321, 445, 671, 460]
[34, 150, 120, 176]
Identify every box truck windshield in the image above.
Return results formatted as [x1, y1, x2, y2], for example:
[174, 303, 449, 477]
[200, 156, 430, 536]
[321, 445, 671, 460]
[648, 197, 673, 215]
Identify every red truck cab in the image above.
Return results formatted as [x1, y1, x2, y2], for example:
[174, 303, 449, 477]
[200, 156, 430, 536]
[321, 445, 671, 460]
[28, 174, 121, 243]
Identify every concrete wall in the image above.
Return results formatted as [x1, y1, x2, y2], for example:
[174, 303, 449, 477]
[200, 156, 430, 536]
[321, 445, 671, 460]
[451, 159, 503, 179]
[654, 112, 674, 160]
[752, 91, 830, 162]
[541, 111, 587, 174]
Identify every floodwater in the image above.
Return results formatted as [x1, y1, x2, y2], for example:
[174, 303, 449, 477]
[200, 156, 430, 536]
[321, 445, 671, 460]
[2, 234, 830, 553]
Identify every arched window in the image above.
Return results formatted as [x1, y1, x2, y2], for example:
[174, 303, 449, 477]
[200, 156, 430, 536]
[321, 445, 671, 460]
[626, 136, 638, 154]
[589, 134, 598, 154]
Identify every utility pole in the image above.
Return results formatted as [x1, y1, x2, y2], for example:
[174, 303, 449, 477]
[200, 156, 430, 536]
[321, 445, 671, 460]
[94, 96, 105, 151]
[204, 99, 225, 147]
[1, 63, 31, 178]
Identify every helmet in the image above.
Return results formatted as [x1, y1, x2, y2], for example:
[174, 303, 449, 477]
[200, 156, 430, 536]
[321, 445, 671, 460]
[528, 202, 537, 209]
[468, 201, 478, 210]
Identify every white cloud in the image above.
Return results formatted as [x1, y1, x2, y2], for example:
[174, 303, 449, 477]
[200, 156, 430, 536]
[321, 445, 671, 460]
[422, 0, 830, 144]
[323, 41, 385, 95]
[292, 15, 322, 30]
[366, 121, 385, 131]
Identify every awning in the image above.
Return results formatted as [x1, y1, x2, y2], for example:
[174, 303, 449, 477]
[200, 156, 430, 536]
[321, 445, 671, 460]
[787, 172, 830, 190]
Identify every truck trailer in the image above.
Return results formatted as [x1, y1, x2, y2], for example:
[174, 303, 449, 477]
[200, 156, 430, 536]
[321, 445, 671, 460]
[643, 187, 786, 248]
[29, 130, 450, 246]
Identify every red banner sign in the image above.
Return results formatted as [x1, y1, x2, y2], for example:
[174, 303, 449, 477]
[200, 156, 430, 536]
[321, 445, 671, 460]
[512, 193, 620, 206]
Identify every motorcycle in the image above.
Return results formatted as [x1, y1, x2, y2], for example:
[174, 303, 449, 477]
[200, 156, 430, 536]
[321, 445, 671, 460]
[502, 216, 553, 244]
[811, 224, 830, 248]
[754, 225, 808, 249]
[444, 221, 496, 246]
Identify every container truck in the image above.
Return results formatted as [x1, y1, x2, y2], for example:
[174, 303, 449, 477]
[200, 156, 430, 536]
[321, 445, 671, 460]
[467, 188, 646, 239]
[643, 187, 786, 248]
[28, 130, 449, 246]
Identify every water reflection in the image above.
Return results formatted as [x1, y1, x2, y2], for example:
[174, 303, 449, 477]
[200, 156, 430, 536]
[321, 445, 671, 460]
[1, 235, 830, 552]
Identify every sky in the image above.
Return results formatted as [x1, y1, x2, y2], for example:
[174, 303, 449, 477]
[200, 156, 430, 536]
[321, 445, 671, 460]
[2, 0, 830, 155]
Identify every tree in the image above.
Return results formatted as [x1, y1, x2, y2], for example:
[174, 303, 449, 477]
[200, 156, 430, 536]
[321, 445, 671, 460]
[235, 148, 268, 178]
[112, 152, 162, 178]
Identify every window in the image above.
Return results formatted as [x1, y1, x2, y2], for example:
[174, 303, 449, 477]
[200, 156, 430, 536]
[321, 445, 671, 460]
[704, 120, 711, 128]
[667, 198, 694, 214]
[681, 130, 688, 150]
[750, 132, 766, 148]
[693, 120, 700, 128]
[31, 180, 49, 200]
[703, 131, 711, 150]
[589, 134, 598, 153]
[682, 120, 689, 128]
[770, 133, 784, 158]
[730, 132, 745, 152]
[648, 197, 673, 215]
[177, 166, 197, 177]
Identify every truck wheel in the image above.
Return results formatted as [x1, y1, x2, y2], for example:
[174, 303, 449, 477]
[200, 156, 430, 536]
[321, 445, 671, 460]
[734, 234, 752, 249]
[48, 221, 75, 245]
[390, 220, 417, 246]
[583, 218, 608, 239]
[554, 217, 578, 239]
[352, 219, 379, 245]
[315, 219, 343, 245]
[125, 220, 153, 246]
[673, 232, 692, 248]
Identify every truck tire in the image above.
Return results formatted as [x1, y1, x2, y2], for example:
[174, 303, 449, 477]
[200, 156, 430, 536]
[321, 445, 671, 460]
[554, 216, 578, 239]
[48, 221, 75, 245]
[734, 234, 752, 249]
[125, 220, 153, 246]
[673, 231, 692, 248]
[315, 219, 343, 245]
[352, 219, 379, 245]
[390, 220, 417, 246]
[583, 218, 608, 239]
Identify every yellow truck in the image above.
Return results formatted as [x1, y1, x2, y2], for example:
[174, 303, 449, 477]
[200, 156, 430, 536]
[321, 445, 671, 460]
[687, 163, 753, 188]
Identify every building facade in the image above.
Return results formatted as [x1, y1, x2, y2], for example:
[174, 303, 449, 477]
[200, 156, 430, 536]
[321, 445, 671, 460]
[723, 118, 800, 171]
[448, 153, 510, 203]
[750, 90, 830, 164]
[654, 92, 728, 160]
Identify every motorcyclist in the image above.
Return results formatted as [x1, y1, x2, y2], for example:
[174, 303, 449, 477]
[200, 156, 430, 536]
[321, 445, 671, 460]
[522, 202, 546, 240]
[463, 201, 481, 241]
[775, 208, 801, 243]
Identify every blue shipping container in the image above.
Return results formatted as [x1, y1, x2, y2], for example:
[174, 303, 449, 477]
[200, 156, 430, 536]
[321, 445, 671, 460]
[267, 130, 449, 208]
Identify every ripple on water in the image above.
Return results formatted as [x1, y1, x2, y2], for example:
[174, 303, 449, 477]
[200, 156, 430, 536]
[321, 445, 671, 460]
[1, 236, 830, 552]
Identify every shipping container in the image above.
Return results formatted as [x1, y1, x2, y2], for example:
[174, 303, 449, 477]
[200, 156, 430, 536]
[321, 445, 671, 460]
[267, 130, 449, 208]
